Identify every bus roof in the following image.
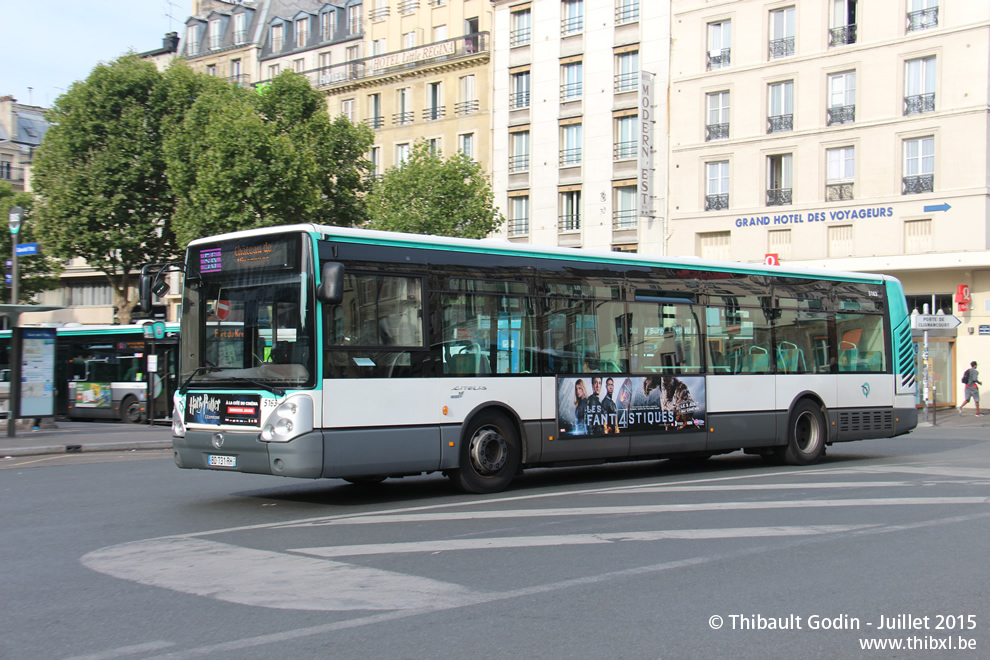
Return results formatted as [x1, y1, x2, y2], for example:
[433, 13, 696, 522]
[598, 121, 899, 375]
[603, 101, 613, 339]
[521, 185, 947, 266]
[187, 223, 892, 285]
[0, 322, 179, 338]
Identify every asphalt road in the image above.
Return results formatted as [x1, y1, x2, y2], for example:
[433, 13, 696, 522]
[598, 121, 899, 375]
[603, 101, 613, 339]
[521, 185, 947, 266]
[2, 426, 988, 659]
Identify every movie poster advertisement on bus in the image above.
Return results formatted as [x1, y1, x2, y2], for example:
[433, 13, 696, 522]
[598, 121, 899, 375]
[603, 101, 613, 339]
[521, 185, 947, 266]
[556, 374, 706, 438]
[74, 382, 112, 408]
[185, 392, 261, 426]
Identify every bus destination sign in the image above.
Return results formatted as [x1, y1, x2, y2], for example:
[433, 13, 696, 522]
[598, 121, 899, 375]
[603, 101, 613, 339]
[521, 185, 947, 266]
[197, 236, 293, 275]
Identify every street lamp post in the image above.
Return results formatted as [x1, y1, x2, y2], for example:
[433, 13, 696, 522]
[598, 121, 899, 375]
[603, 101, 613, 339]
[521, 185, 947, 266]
[8, 205, 21, 304]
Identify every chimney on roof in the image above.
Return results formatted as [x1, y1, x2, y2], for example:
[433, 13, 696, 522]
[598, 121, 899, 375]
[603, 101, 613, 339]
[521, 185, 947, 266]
[163, 32, 180, 52]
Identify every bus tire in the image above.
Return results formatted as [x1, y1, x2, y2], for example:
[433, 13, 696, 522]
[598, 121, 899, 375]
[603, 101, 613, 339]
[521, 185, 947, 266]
[775, 399, 826, 466]
[450, 411, 520, 494]
[121, 396, 143, 424]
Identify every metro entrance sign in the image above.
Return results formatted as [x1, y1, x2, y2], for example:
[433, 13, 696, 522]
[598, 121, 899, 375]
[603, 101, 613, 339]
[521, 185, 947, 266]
[911, 314, 962, 330]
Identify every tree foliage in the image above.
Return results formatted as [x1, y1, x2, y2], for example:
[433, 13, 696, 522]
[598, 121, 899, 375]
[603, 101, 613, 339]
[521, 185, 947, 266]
[165, 71, 375, 247]
[366, 141, 503, 239]
[0, 184, 62, 303]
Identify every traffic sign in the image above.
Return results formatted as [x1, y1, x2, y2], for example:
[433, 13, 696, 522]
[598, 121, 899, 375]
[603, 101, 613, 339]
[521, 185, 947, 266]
[14, 243, 37, 256]
[216, 299, 231, 321]
[911, 314, 962, 330]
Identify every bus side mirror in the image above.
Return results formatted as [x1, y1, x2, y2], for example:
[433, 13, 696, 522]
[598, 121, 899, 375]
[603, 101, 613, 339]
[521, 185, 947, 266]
[136, 267, 155, 315]
[317, 262, 344, 304]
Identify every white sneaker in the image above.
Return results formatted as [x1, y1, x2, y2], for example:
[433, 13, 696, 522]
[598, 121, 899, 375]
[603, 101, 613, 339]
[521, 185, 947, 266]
[959, 407, 964, 415]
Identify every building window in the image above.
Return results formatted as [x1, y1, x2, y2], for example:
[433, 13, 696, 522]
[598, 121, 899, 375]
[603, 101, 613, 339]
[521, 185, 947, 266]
[768, 229, 792, 261]
[562, 0, 584, 36]
[615, 51, 639, 93]
[230, 59, 243, 84]
[829, 0, 857, 47]
[403, 31, 416, 49]
[293, 58, 305, 72]
[706, 91, 730, 141]
[705, 161, 729, 211]
[613, 186, 637, 229]
[186, 24, 201, 55]
[209, 19, 222, 50]
[321, 10, 336, 40]
[370, 0, 390, 22]
[428, 137, 442, 154]
[269, 63, 280, 79]
[318, 52, 332, 84]
[707, 20, 731, 70]
[559, 190, 582, 231]
[395, 142, 411, 166]
[826, 147, 855, 201]
[616, 0, 639, 25]
[614, 115, 637, 159]
[394, 88, 413, 125]
[510, 8, 532, 47]
[767, 81, 794, 133]
[769, 7, 796, 59]
[510, 71, 531, 109]
[367, 93, 383, 129]
[348, 5, 362, 34]
[698, 231, 731, 260]
[903, 136, 934, 194]
[206, 64, 217, 77]
[434, 25, 447, 44]
[904, 219, 933, 254]
[560, 124, 582, 166]
[459, 133, 475, 161]
[904, 56, 936, 115]
[907, 0, 938, 32]
[456, 75, 478, 115]
[271, 23, 284, 51]
[341, 99, 355, 122]
[398, 0, 420, 16]
[234, 13, 247, 44]
[828, 225, 853, 257]
[509, 131, 530, 173]
[827, 71, 856, 126]
[509, 196, 529, 235]
[561, 62, 583, 101]
[766, 154, 793, 206]
[369, 146, 381, 179]
[424, 82, 444, 121]
[296, 16, 310, 46]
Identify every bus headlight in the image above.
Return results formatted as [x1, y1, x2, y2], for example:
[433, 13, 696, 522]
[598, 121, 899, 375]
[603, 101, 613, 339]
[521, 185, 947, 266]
[172, 391, 186, 437]
[260, 395, 313, 442]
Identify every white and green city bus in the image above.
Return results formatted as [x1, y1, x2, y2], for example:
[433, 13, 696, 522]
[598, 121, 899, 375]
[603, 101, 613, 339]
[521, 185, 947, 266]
[167, 224, 917, 493]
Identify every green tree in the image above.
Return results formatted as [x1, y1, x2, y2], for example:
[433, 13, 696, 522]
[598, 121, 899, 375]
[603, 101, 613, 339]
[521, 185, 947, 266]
[0, 184, 62, 303]
[366, 141, 503, 239]
[166, 71, 375, 247]
[31, 55, 204, 324]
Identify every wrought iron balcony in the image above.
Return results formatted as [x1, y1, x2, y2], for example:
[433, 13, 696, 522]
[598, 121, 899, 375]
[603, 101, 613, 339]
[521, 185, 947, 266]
[826, 182, 854, 202]
[904, 93, 935, 115]
[612, 210, 638, 229]
[422, 106, 445, 121]
[705, 193, 729, 211]
[560, 81, 583, 101]
[509, 91, 530, 109]
[369, 7, 390, 21]
[397, 0, 419, 15]
[828, 24, 857, 47]
[364, 116, 385, 129]
[766, 188, 792, 206]
[615, 2, 640, 25]
[392, 112, 414, 126]
[614, 72, 638, 93]
[827, 105, 855, 126]
[0, 164, 24, 183]
[455, 100, 479, 116]
[508, 218, 529, 235]
[767, 114, 794, 134]
[706, 123, 729, 141]
[561, 15, 584, 36]
[559, 148, 582, 166]
[768, 37, 795, 59]
[510, 27, 531, 47]
[613, 141, 637, 160]
[228, 73, 252, 86]
[902, 174, 934, 195]
[907, 7, 938, 32]
[508, 154, 530, 173]
[558, 214, 581, 232]
[706, 48, 730, 71]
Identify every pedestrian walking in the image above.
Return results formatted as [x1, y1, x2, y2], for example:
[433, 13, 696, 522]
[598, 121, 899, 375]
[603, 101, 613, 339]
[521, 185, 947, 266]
[959, 361, 984, 416]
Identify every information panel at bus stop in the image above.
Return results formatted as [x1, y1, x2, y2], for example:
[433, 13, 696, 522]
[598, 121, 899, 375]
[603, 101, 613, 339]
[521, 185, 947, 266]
[19, 328, 55, 417]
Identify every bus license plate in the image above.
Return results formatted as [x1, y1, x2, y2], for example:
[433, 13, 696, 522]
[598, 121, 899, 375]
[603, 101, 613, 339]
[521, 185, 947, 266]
[208, 455, 236, 467]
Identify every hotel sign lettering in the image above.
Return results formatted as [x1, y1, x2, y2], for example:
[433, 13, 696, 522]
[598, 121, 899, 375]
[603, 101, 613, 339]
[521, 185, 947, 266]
[371, 42, 456, 70]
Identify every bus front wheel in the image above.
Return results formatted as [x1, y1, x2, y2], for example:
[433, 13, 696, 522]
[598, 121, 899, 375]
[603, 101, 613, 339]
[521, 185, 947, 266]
[775, 399, 826, 465]
[450, 411, 520, 494]
[121, 396, 144, 424]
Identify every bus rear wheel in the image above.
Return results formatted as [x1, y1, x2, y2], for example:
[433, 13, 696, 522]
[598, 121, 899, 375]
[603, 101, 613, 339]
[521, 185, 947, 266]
[121, 396, 143, 424]
[450, 411, 520, 494]
[775, 399, 826, 465]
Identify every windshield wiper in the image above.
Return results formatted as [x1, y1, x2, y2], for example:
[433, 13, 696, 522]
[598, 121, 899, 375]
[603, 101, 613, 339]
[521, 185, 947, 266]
[179, 365, 220, 394]
[223, 376, 285, 397]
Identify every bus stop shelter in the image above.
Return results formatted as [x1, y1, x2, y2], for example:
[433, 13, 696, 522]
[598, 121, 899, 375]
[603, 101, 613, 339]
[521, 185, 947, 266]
[0, 305, 64, 437]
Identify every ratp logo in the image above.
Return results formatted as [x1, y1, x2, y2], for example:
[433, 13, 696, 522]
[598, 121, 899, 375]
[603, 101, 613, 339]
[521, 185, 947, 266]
[862, 383, 871, 397]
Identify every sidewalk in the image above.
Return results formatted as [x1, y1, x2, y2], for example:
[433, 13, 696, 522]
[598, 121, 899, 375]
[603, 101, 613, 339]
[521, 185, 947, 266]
[0, 419, 174, 458]
[919, 406, 990, 428]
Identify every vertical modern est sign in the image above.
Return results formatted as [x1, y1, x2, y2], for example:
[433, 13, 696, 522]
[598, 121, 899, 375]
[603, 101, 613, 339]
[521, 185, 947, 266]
[638, 71, 655, 219]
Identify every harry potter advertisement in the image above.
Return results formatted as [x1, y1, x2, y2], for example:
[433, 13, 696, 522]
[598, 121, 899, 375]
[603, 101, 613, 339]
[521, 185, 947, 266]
[556, 374, 706, 438]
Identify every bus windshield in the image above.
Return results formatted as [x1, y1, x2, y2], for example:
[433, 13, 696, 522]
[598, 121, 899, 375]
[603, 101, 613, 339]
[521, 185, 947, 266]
[180, 233, 316, 390]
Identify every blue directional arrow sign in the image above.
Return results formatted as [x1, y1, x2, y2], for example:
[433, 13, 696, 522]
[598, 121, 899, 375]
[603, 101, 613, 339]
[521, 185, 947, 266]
[14, 243, 38, 256]
[923, 203, 951, 213]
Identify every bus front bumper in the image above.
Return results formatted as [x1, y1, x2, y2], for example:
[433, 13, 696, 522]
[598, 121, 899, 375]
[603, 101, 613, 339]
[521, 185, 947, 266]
[173, 429, 324, 479]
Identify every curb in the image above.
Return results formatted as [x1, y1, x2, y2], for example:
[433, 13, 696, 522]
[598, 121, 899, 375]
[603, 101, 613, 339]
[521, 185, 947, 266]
[2, 440, 173, 458]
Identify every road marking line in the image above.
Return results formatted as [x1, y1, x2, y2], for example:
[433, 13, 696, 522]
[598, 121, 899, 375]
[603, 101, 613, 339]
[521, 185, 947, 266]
[63, 641, 175, 660]
[609, 481, 907, 493]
